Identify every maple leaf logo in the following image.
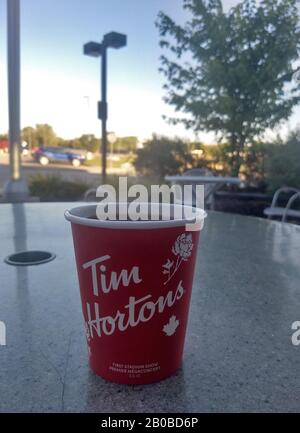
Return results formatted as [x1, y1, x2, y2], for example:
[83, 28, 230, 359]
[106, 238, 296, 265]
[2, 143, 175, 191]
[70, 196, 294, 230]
[163, 315, 179, 336]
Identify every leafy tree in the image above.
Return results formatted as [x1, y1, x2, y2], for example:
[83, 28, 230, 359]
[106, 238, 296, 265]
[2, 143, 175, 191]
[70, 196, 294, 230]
[193, 141, 273, 188]
[35, 124, 57, 147]
[56, 134, 99, 152]
[134, 135, 194, 179]
[63, 138, 81, 149]
[266, 130, 300, 192]
[113, 136, 138, 153]
[56, 136, 66, 147]
[157, 0, 300, 175]
[77, 134, 99, 153]
[200, 143, 233, 175]
[241, 141, 269, 189]
[22, 127, 37, 149]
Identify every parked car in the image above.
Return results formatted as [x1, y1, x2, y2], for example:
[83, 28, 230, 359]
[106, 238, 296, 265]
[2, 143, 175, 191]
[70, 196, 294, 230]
[32, 147, 86, 167]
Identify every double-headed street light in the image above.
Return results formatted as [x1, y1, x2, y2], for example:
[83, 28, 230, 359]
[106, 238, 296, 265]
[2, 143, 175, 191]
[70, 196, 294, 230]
[83, 31, 127, 184]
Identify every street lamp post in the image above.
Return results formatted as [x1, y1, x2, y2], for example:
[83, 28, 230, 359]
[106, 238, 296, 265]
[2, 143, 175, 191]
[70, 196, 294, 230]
[3, 0, 29, 202]
[101, 45, 107, 181]
[83, 31, 127, 184]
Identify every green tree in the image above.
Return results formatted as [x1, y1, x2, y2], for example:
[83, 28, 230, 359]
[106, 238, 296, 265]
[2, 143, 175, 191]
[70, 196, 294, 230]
[157, 0, 300, 175]
[63, 138, 81, 149]
[35, 124, 57, 147]
[200, 142, 233, 175]
[266, 130, 300, 192]
[134, 135, 194, 179]
[56, 136, 66, 147]
[22, 126, 37, 149]
[241, 141, 269, 189]
[114, 136, 138, 153]
[78, 134, 99, 153]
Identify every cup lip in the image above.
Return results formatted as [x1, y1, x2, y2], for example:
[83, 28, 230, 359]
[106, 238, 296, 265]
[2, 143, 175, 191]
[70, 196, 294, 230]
[64, 203, 207, 230]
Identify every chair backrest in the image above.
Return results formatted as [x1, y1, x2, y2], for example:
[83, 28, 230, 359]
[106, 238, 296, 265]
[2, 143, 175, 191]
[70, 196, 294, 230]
[282, 192, 300, 222]
[270, 187, 300, 208]
[83, 188, 97, 202]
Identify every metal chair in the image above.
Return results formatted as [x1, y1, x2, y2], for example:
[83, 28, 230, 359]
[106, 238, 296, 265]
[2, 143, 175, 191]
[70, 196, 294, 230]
[264, 187, 300, 222]
[282, 192, 300, 222]
[83, 188, 97, 201]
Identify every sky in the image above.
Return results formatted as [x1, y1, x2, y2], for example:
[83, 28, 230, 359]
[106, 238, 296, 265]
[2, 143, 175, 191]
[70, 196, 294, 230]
[0, 0, 298, 142]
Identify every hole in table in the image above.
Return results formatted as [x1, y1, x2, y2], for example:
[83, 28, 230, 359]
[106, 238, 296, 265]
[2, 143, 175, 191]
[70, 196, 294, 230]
[4, 250, 56, 266]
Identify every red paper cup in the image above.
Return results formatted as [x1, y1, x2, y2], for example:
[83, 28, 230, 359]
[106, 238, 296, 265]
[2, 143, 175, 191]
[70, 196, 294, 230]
[65, 203, 206, 384]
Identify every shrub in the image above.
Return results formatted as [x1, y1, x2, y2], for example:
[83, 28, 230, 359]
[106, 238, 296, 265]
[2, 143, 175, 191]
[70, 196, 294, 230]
[28, 174, 91, 201]
[134, 135, 194, 180]
[265, 135, 300, 193]
[240, 142, 270, 190]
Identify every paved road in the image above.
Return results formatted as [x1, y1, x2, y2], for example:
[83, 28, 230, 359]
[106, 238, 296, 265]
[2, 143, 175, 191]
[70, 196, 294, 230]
[0, 154, 133, 191]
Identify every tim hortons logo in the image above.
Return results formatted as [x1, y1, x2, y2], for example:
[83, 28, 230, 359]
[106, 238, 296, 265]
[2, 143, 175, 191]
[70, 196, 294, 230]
[82, 233, 193, 341]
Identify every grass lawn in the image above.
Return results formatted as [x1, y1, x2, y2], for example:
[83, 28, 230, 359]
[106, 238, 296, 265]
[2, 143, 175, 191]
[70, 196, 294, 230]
[84, 153, 135, 168]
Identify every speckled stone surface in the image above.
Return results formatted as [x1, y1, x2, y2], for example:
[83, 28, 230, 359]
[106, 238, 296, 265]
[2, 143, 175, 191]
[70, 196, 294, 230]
[0, 203, 300, 413]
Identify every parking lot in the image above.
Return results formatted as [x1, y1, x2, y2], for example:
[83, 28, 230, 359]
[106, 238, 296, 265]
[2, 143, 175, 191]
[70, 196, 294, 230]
[0, 153, 132, 192]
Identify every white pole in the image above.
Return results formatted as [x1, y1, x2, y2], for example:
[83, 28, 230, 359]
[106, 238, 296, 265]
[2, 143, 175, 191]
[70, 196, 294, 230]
[3, 0, 29, 201]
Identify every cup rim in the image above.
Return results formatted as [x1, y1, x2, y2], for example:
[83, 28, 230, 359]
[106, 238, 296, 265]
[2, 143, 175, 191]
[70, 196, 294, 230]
[64, 203, 207, 230]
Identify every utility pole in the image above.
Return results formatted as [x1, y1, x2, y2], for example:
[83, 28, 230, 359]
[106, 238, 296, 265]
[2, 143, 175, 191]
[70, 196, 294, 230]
[3, 0, 29, 202]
